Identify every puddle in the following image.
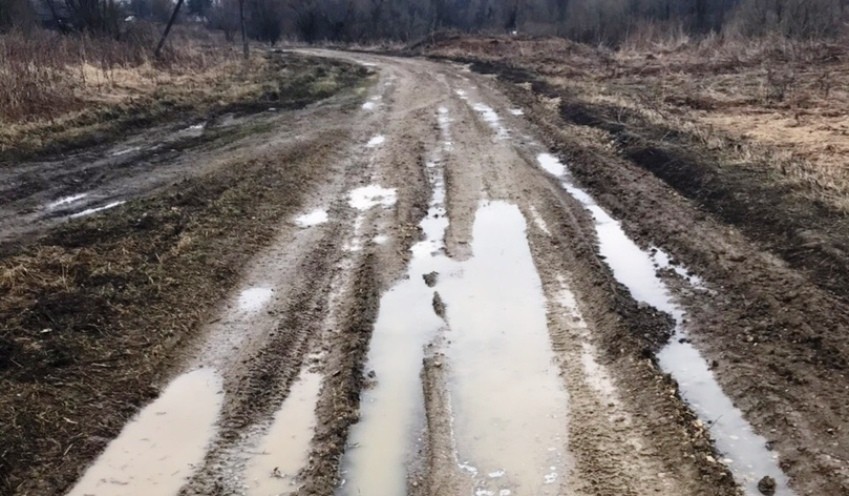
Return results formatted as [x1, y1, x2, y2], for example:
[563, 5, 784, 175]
[238, 287, 274, 313]
[339, 112, 450, 496]
[362, 101, 377, 111]
[366, 135, 386, 148]
[294, 208, 329, 228]
[66, 368, 223, 496]
[112, 146, 141, 157]
[69, 201, 126, 218]
[177, 122, 206, 138]
[47, 193, 88, 209]
[348, 185, 397, 211]
[244, 371, 322, 496]
[527, 205, 551, 235]
[536, 153, 795, 496]
[471, 103, 509, 139]
[438, 201, 569, 496]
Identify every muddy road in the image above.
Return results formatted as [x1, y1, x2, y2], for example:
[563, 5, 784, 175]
[4, 49, 842, 496]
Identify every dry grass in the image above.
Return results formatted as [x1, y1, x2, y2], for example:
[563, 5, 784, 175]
[426, 34, 849, 212]
[0, 25, 266, 159]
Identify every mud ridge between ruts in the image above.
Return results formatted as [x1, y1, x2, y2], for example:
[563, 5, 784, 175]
[451, 57, 849, 494]
[296, 253, 381, 496]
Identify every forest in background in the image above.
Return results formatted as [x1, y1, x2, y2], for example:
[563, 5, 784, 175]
[3, 0, 849, 46]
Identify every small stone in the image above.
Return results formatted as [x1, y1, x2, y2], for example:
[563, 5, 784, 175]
[758, 475, 776, 495]
[423, 271, 439, 287]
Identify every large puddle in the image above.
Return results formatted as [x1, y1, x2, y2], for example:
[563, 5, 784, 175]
[438, 201, 570, 496]
[66, 368, 223, 496]
[243, 370, 323, 496]
[536, 153, 794, 496]
[339, 127, 450, 496]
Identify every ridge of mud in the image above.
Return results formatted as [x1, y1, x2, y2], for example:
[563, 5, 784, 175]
[296, 253, 381, 496]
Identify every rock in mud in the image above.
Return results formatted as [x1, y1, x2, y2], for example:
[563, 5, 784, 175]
[758, 475, 776, 495]
[423, 271, 439, 287]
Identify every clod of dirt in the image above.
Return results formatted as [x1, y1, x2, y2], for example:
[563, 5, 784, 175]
[432, 291, 446, 319]
[758, 475, 777, 495]
[423, 271, 439, 287]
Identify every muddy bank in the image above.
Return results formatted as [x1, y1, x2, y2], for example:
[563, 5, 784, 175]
[447, 53, 849, 495]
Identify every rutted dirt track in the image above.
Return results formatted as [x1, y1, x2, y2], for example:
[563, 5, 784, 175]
[5, 49, 845, 496]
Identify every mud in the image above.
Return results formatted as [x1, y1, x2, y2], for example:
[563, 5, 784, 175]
[3, 46, 839, 496]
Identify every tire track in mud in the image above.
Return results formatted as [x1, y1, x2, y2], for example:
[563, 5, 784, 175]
[61, 51, 802, 496]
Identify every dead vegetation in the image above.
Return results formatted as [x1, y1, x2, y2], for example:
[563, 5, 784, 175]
[0, 25, 276, 161]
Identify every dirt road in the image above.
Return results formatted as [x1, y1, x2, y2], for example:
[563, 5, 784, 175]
[8, 49, 840, 496]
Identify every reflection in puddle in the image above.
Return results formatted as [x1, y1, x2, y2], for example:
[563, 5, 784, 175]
[650, 246, 707, 289]
[536, 153, 795, 496]
[112, 146, 141, 157]
[48, 193, 88, 210]
[244, 371, 322, 496]
[348, 185, 397, 211]
[69, 201, 126, 218]
[67, 368, 223, 496]
[238, 287, 273, 313]
[471, 103, 509, 140]
[294, 208, 329, 228]
[438, 201, 569, 496]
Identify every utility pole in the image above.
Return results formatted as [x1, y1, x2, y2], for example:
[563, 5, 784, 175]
[155, 0, 186, 58]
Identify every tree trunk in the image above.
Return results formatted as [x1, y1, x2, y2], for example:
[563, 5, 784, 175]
[239, 0, 248, 59]
[155, 0, 185, 58]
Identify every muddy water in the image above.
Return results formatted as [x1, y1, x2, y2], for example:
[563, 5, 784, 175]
[238, 287, 274, 313]
[438, 201, 570, 496]
[47, 193, 88, 209]
[66, 368, 223, 496]
[243, 370, 323, 496]
[294, 208, 329, 228]
[536, 153, 795, 496]
[339, 136, 450, 496]
[69, 201, 126, 219]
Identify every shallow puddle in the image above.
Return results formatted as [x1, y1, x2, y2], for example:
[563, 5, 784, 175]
[471, 102, 509, 139]
[348, 185, 397, 211]
[48, 193, 88, 210]
[66, 368, 223, 496]
[238, 287, 274, 313]
[244, 371, 322, 496]
[69, 201, 126, 219]
[366, 135, 386, 148]
[339, 112, 450, 496]
[438, 201, 570, 496]
[536, 153, 795, 496]
[294, 208, 329, 228]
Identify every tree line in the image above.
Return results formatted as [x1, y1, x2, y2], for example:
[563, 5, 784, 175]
[2, 0, 849, 44]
